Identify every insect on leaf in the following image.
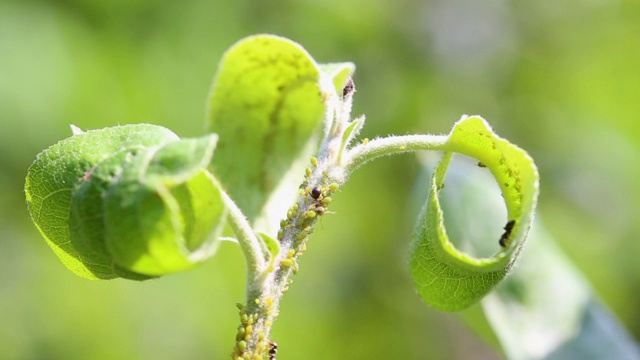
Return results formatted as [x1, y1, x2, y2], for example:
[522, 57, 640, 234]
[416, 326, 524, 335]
[410, 116, 539, 311]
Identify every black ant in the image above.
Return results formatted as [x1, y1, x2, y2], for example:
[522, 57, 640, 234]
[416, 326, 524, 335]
[268, 341, 278, 360]
[309, 186, 328, 216]
[499, 220, 515, 247]
[343, 77, 355, 97]
[310, 186, 321, 200]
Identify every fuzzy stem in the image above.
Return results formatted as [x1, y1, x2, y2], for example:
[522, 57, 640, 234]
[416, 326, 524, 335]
[230, 96, 349, 358]
[230, 156, 340, 359]
[228, 89, 454, 358]
[342, 134, 449, 175]
[221, 191, 267, 284]
[229, 133, 452, 359]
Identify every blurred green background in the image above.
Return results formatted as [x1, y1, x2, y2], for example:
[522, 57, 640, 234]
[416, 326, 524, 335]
[2, 0, 639, 358]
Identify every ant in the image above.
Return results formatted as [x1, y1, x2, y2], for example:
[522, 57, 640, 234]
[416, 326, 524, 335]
[309, 186, 327, 216]
[268, 341, 278, 360]
[499, 220, 515, 247]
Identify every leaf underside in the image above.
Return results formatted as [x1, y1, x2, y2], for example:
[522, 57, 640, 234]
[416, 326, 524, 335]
[206, 35, 354, 234]
[206, 35, 326, 224]
[25, 124, 226, 280]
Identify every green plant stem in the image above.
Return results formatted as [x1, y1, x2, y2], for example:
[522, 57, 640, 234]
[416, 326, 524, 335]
[231, 131, 453, 359]
[221, 190, 267, 284]
[231, 110, 349, 358]
[342, 134, 448, 175]
[231, 161, 339, 359]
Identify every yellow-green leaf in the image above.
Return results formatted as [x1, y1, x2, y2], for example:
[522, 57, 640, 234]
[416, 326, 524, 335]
[206, 34, 326, 224]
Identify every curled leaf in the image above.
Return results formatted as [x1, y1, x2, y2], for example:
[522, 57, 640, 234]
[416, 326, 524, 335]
[25, 124, 227, 280]
[410, 116, 539, 311]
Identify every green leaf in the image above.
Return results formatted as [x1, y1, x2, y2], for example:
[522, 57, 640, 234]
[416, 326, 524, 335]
[338, 116, 364, 162]
[435, 158, 640, 359]
[206, 35, 353, 232]
[410, 115, 540, 311]
[25, 124, 227, 280]
[206, 35, 324, 224]
[257, 232, 280, 268]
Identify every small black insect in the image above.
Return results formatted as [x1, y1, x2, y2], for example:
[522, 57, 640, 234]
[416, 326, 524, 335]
[310, 187, 322, 200]
[343, 77, 355, 97]
[477, 161, 487, 168]
[499, 220, 516, 247]
[268, 341, 278, 360]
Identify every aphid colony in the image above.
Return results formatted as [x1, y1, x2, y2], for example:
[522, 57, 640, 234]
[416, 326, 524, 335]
[307, 185, 334, 217]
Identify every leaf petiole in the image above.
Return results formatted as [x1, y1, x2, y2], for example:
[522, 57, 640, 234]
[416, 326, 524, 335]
[220, 190, 268, 285]
[342, 133, 449, 175]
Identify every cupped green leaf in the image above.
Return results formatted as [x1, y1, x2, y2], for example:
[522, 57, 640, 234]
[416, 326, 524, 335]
[25, 124, 227, 280]
[410, 115, 540, 311]
[103, 135, 226, 276]
[207, 35, 352, 231]
[436, 159, 640, 359]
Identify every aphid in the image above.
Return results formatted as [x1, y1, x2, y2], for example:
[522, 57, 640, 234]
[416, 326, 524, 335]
[310, 187, 322, 200]
[343, 77, 355, 97]
[499, 220, 516, 247]
[269, 341, 278, 360]
[315, 206, 325, 216]
[477, 161, 487, 168]
[280, 259, 294, 267]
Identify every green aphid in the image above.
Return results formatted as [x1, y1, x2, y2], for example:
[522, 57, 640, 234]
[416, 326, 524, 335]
[280, 259, 294, 267]
[237, 341, 247, 351]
